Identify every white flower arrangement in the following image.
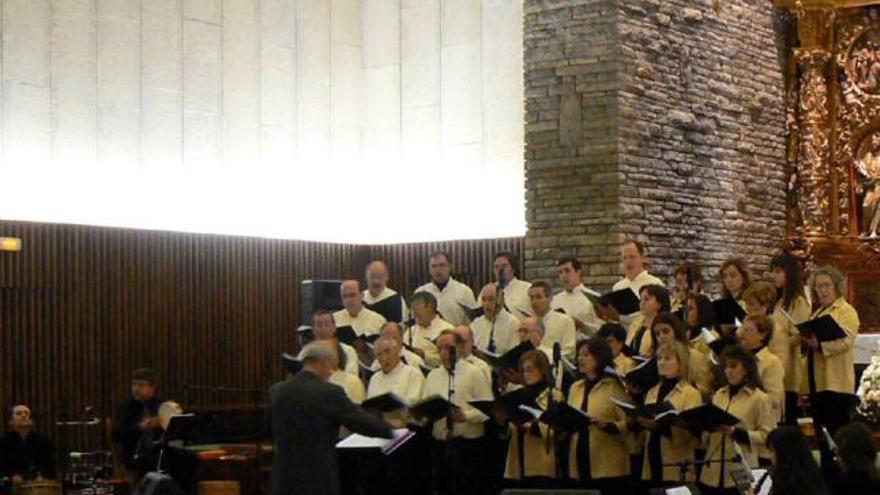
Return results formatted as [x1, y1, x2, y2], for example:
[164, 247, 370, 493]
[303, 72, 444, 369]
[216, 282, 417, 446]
[856, 354, 880, 423]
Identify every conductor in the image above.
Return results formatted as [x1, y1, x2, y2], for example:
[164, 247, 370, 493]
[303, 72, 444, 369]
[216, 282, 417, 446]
[269, 341, 395, 495]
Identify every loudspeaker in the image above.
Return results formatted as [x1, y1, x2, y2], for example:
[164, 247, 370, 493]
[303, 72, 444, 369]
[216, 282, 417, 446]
[133, 472, 185, 495]
[299, 279, 344, 327]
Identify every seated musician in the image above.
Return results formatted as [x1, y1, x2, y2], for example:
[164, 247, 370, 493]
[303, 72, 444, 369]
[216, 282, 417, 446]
[566, 338, 631, 495]
[0, 404, 56, 486]
[112, 368, 163, 487]
[499, 350, 563, 489]
[638, 342, 702, 486]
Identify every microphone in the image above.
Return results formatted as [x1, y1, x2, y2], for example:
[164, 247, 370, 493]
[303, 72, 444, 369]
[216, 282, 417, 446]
[553, 342, 561, 366]
[449, 346, 457, 369]
[497, 268, 508, 290]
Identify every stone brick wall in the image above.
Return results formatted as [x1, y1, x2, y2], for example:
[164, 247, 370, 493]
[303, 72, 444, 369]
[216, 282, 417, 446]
[524, 0, 793, 293]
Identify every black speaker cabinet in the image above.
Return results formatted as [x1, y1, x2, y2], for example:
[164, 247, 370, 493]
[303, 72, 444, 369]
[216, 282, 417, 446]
[299, 279, 344, 327]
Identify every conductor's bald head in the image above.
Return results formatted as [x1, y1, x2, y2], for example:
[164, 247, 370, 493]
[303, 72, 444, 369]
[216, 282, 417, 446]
[299, 341, 337, 380]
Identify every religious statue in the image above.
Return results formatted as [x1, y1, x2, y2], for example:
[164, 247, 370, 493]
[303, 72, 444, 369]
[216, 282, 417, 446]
[858, 133, 880, 238]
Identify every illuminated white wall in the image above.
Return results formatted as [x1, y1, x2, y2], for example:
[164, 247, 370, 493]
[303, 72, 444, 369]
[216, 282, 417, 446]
[0, 0, 524, 243]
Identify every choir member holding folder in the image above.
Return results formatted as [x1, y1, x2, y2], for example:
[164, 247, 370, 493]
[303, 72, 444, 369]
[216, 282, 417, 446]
[471, 283, 520, 355]
[636, 341, 703, 485]
[737, 315, 785, 423]
[566, 338, 631, 495]
[596, 323, 639, 374]
[498, 350, 564, 488]
[551, 256, 602, 336]
[493, 251, 533, 320]
[650, 312, 714, 401]
[714, 258, 751, 334]
[801, 265, 860, 473]
[403, 292, 454, 367]
[609, 240, 665, 328]
[414, 251, 477, 327]
[697, 346, 775, 495]
[529, 282, 577, 359]
[769, 252, 811, 425]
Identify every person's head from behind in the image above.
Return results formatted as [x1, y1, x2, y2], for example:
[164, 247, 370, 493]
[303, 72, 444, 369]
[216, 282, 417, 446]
[766, 426, 827, 495]
[834, 421, 879, 477]
[313, 309, 337, 340]
[596, 322, 628, 358]
[411, 292, 439, 326]
[6, 404, 33, 432]
[131, 368, 158, 402]
[374, 336, 401, 374]
[299, 341, 338, 380]
[519, 350, 551, 387]
[518, 316, 544, 348]
[429, 251, 452, 284]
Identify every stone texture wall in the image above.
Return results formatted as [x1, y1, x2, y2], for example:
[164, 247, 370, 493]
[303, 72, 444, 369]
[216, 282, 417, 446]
[524, 0, 792, 293]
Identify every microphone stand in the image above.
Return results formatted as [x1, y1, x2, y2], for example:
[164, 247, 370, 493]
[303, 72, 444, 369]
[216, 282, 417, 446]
[445, 349, 457, 495]
[548, 345, 561, 480]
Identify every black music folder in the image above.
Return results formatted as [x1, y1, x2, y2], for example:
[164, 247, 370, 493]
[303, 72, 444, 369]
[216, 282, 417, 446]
[282, 352, 303, 375]
[524, 401, 595, 432]
[362, 392, 409, 413]
[624, 357, 660, 392]
[496, 386, 542, 425]
[336, 326, 381, 346]
[583, 287, 641, 315]
[610, 397, 678, 420]
[364, 294, 404, 322]
[712, 297, 746, 326]
[409, 395, 455, 422]
[478, 341, 535, 371]
[458, 302, 484, 320]
[796, 314, 848, 342]
[677, 403, 740, 432]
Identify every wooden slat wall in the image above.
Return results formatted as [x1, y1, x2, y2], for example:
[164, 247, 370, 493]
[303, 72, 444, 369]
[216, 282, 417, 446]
[0, 219, 524, 440]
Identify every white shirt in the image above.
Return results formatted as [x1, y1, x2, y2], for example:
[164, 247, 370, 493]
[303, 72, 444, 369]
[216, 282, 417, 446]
[340, 342, 360, 376]
[463, 354, 492, 383]
[470, 309, 521, 354]
[415, 278, 477, 327]
[503, 277, 533, 319]
[423, 360, 492, 440]
[539, 310, 577, 359]
[613, 270, 664, 327]
[363, 287, 409, 323]
[403, 315, 454, 367]
[367, 361, 425, 406]
[333, 306, 387, 337]
[551, 283, 602, 336]
[329, 370, 366, 404]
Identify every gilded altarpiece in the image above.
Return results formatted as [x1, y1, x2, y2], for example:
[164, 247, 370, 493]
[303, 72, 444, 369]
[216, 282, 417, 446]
[776, 1, 880, 331]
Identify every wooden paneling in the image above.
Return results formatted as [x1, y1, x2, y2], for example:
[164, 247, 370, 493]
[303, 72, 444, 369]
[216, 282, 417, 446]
[0, 219, 523, 441]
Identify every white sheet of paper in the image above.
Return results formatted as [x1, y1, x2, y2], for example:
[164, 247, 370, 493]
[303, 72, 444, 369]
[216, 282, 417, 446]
[336, 428, 410, 450]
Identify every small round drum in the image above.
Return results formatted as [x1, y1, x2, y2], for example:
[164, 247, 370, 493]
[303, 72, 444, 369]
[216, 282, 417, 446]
[14, 481, 61, 495]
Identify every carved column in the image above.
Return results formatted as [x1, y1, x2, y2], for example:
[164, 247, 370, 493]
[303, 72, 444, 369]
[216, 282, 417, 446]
[795, 47, 833, 234]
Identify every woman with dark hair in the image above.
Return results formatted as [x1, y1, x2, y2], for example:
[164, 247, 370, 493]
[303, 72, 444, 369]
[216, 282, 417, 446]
[501, 350, 563, 488]
[672, 261, 704, 316]
[698, 346, 775, 495]
[685, 293, 717, 355]
[763, 426, 829, 495]
[769, 252, 811, 426]
[830, 421, 880, 495]
[651, 312, 714, 400]
[626, 284, 671, 358]
[596, 322, 638, 374]
[719, 258, 751, 303]
[566, 338, 631, 495]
